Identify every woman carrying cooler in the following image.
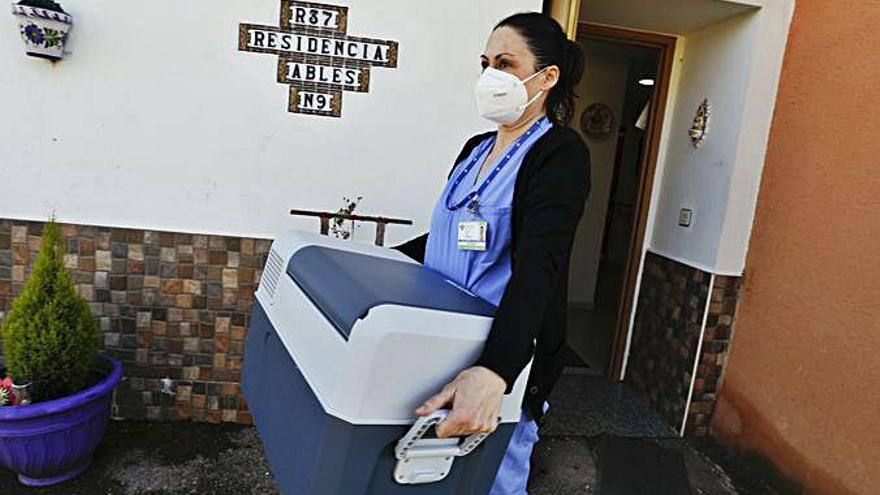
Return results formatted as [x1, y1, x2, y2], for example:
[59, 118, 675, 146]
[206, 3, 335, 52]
[396, 12, 591, 494]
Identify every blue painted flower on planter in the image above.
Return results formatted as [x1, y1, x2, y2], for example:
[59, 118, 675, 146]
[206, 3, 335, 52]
[22, 23, 44, 45]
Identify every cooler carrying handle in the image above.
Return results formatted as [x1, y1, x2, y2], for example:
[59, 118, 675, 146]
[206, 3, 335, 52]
[393, 409, 490, 485]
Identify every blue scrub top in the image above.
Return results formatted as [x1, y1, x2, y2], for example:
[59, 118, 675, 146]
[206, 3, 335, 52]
[425, 117, 552, 306]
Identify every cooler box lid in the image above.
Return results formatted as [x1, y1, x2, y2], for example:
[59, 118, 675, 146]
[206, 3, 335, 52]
[287, 245, 496, 339]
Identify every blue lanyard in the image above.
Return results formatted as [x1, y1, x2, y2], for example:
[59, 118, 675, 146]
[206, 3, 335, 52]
[445, 117, 548, 213]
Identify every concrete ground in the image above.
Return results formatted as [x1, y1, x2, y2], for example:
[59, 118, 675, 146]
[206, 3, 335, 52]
[527, 370, 746, 495]
[529, 435, 740, 494]
[0, 421, 278, 495]
[0, 372, 777, 494]
[0, 420, 765, 495]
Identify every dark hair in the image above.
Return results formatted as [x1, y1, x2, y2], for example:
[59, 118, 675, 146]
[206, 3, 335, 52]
[495, 13, 584, 126]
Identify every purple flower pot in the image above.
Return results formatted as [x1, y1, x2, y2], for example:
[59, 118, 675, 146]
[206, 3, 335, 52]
[0, 355, 122, 487]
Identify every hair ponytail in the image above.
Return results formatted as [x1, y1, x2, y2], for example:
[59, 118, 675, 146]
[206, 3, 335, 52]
[495, 13, 585, 127]
[552, 38, 585, 126]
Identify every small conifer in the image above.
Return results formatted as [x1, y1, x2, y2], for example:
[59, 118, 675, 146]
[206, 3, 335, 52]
[1, 220, 100, 402]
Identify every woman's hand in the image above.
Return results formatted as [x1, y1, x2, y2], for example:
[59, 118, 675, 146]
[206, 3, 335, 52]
[415, 366, 507, 438]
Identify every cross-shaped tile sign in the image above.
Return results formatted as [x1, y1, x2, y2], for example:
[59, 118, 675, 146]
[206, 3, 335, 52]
[239, 0, 399, 117]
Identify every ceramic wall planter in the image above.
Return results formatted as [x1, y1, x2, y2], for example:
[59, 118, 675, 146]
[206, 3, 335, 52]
[10, 1, 73, 60]
[0, 355, 122, 487]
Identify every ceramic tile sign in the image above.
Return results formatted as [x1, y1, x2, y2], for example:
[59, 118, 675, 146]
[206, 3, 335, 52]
[239, 0, 398, 117]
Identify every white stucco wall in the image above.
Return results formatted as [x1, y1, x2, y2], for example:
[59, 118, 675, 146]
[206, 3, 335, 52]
[648, 11, 759, 273]
[619, 0, 795, 377]
[715, 0, 796, 274]
[0, 0, 541, 244]
[646, 0, 794, 275]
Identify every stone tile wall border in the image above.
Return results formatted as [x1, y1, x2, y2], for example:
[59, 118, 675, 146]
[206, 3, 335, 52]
[0, 219, 744, 432]
[685, 274, 743, 436]
[626, 251, 711, 431]
[0, 218, 271, 424]
[625, 250, 743, 436]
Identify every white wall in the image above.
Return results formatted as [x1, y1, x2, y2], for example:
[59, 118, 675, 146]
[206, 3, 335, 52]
[568, 41, 629, 307]
[648, 11, 760, 272]
[619, 0, 795, 378]
[646, 0, 794, 275]
[715, 0, 796, 274]
[0, 0, 541, 244]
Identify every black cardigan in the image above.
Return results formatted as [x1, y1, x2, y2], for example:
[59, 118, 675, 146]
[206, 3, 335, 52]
[395, 125, 591, 423]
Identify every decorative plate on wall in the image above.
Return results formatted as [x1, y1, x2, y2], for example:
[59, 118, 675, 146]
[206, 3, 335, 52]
[580, 103, 615, 140]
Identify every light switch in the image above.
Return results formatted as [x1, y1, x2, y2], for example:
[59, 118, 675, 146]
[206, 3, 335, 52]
[679, 208, 693, 227]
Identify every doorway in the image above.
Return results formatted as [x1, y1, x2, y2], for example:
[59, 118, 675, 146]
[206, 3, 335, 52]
[544, 0, 793, 441]
[564, 25, 675, 379]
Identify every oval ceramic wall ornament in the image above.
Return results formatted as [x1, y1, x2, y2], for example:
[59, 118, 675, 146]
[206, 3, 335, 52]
[11, 0, 72, 61]
[689, 98, 710, 148]
[581, 103, 615, 140]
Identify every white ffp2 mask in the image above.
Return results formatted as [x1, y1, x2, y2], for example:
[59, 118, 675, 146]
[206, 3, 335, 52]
[474, 67, 545, 125]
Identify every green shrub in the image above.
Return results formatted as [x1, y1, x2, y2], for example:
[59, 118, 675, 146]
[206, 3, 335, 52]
[1, 220, 100, 402]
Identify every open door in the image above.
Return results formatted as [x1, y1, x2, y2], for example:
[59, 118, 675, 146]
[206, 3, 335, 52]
[563, 23, 676, 381]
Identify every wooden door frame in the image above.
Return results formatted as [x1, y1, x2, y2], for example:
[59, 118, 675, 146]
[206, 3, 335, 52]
[575, 22, 677, 381]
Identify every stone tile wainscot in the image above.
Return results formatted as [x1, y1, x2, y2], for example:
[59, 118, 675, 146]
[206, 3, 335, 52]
[0, 219, 270, 424]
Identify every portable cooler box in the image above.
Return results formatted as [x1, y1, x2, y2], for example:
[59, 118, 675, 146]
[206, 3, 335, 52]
[243, 231, 531, 495]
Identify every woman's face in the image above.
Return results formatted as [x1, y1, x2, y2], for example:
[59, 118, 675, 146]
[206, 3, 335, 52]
[481, 26, 539, 79]
[481, 26, 558, 120]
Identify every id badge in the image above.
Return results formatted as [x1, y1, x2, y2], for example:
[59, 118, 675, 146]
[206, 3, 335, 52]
[457, 220, 488, 251]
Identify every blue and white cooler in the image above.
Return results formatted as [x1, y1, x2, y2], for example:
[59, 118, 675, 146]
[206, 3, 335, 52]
[243, 231, 531, 495]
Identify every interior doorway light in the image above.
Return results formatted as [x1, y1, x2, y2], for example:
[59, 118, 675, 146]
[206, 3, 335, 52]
[638, 78, 655, 87]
